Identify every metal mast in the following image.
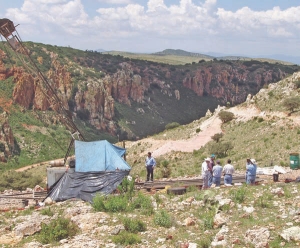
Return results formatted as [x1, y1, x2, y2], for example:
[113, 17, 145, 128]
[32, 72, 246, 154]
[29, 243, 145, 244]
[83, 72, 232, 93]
[0, 18, 85, 164]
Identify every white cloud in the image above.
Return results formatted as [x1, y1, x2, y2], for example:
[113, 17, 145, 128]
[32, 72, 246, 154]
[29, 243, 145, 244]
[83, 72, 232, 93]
[2, 0, 300, 56]
[98, 0, 132, 4]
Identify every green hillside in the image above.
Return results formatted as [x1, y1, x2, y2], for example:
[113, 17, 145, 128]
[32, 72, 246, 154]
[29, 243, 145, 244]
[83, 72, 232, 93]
[0, 41, 299, 169]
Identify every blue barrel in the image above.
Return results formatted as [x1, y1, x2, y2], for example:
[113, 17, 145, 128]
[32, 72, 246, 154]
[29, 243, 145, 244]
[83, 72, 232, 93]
[290, 153, 299, 169]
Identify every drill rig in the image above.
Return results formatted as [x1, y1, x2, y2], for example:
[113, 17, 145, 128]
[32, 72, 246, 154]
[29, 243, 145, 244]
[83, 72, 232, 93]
[0, 18, 85, 165]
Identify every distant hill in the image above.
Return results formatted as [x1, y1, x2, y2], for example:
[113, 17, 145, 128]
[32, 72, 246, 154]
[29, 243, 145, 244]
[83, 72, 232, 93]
[152, 49, 214, 59]
[261, 54, 300, 65]
[95, 49, 106, 53]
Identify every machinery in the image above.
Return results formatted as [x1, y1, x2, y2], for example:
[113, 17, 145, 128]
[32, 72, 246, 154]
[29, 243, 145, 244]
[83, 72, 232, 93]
[0, 18, 85, 165]
[0, 19, 131, 196]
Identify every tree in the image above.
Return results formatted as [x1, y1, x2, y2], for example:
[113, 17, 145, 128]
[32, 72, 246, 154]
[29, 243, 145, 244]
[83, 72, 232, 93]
[208, 141, 234, 157]
[211, 133, 223, 143]
[218, 111, 234, 123]
[283, 97, 300, 113]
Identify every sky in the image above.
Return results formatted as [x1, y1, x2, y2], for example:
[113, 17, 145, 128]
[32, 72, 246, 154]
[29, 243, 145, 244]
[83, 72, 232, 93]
[0, 0, 300, 62]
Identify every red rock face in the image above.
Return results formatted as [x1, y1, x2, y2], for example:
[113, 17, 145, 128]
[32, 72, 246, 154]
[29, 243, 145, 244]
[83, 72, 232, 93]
[182, 63, 286, 103]
[0, 48, 292, 138]
[0, 112, 14, 162]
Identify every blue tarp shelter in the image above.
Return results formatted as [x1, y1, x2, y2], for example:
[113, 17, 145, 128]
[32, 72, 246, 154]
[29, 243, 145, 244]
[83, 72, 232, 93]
[46, 140, 131, 202]
[75, 140, 131, 172]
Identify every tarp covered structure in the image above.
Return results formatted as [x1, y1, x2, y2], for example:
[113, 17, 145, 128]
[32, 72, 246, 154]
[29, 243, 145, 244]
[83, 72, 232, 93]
[46, 140, 131, 202]
[75, 140, 131, 172]
[46, 170, 129, 202]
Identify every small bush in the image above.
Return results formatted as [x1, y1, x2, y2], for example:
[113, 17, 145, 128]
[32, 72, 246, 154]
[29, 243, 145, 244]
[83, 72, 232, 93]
[257, 117, 264, 122]
[218, 111, 234, 123]
[153, 210, 173, 228]
[40, 207, 54, 216]
[230, 185, 247, 203]
[283, 97, 300, 113]
[92, 194, 128, 212]
[0, 171, 44, 192]
[208, 141, 234, 157]
[117, 176, 135, 199]
[196, 128, 201, 133]
[197, 236, 212, 248]
[112, 231, 141, 245]
[37, 217, 79, 244]
[211, 133, 223, 143]
[294, 80, 300, 89]
[122, 217, 146, 233]
[160, 160, 171, 178]
[130, 192, 154, 216]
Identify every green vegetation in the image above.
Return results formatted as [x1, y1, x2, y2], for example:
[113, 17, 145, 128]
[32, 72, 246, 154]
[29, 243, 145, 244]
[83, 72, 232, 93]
[218, 111, 235, 123]
[211, 133, 223, 143]
[122, 217, 146, 233]
[111, 231, 141, 245]
[40, 207, 54, 216]
[92, 194, 128, 212]
[0, 170, 44, 191]
[160, 159, 172, 178]
[37, 217, 79, 244]
[153, 209, 173, 228]
[283, 97, 300, 113]
[165, 122, 180, 130]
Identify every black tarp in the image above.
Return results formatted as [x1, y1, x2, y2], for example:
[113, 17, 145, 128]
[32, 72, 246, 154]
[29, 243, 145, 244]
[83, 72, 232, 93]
[46, 170, 130, 203]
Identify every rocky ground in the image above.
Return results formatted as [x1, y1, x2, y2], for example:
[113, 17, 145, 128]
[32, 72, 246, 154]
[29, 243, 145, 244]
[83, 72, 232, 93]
[1, 170, 300, 247]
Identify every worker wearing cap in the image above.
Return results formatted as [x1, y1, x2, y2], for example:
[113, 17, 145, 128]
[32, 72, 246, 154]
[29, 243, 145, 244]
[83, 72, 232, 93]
[202, 157, 211, 189]
[246, 158, 257, 185]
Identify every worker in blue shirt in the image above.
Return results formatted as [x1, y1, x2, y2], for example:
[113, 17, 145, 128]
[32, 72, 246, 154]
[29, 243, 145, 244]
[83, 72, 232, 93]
[246, 158, 257, 185]
[145, 152, 156, 182]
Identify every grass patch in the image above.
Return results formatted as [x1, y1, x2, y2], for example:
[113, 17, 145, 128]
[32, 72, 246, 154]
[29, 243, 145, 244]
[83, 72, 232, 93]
[37, 217, 79, 244]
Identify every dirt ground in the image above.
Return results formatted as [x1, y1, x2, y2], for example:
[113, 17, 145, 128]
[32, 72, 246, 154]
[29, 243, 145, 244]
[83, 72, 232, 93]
[134, 105, 262, 158]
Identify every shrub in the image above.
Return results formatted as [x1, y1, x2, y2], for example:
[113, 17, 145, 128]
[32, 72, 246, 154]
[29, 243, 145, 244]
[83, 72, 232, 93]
[92, 194, 106, 212]
[153, 210, 173, 228]
[0, 171, 44, 192]
[294, 80, 300, 89]
[197, 236, 212, 248]
[122, 217, 146, 233]
[40, 207, 54, 216]
[208, 141, 234, 157]
[257, 117, 264, 122]
[92, 194, 128, 212]
[196, 128, 201, 133]
[160, 160, 171, 178]
[130, 192, 154, 216]
[112, 231, 141, 245]
[165, 122, 180, 130]
[230, 185, 247, 203]
[201, 210, 215, 230]
[218, 111, 234, 123]
[211, 133, 223, 143]
[283, 97, 300, 113]
[37, 217, 79, 244]
[117, 176, 135, 199]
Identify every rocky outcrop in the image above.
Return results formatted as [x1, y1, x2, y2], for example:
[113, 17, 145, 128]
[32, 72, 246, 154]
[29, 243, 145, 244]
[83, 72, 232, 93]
[0, 112, 15, 162]
[0, 50, 16, 80]
[182, 63, 287, 104]
[0, 47, 298, 139]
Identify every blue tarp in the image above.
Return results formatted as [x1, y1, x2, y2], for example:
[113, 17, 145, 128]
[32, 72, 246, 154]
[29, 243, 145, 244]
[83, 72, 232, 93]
[75, 140, 131, 172]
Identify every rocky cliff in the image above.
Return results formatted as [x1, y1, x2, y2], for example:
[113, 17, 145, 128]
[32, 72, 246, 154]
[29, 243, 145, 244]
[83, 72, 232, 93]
[0, 45, 299, 144]
[0, 112, 15, 162]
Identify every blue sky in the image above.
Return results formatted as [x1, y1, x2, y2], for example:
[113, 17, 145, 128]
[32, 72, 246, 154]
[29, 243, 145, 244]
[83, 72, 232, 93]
[1, 0, 300, 62]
